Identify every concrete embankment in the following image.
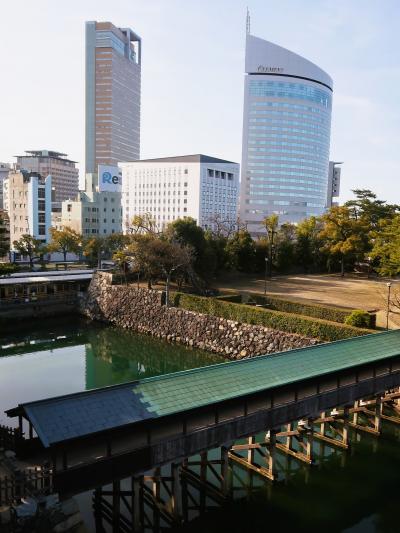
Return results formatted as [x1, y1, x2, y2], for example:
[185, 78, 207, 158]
[81, 272, 317, 360]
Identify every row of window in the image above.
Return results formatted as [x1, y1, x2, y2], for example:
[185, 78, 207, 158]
[249, 169, 328, 180]
[248, 147, 328, 160]
[247, 155, 327, 168]
[248, 132, 328, 146]
[249, 109, 329, 124]
[249, 183, 326, 193]
[250, 101, 330, 115]
[249, 125, 330, 139]
[248, 162, 327, 173]
[247, 176, 327, 186]
[207, 169, 234, 180]
[249, 80, 332, 108]
[249, 118, 330, 133]
[248, 139, 329, 152]
[247, 190, 325, 200]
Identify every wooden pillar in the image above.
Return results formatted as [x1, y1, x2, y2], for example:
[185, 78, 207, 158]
[171, 463, 182, 519]
[247, 436, 255, 463]
[199, 451, 207, 513]
[93, 488, 103, 532]
[112, 480, 120, 531]
[353, 400, 359, 425]
[305, 420, 313, 462]
[152, 468, 161, 532]
[286, 422, 292, 451]
[342, 406, 350, 447]
[133, 476, 143, 533]
[374, 396, 382, 433]
[221, 446, 231, 497]
[267, 430, 276, 480]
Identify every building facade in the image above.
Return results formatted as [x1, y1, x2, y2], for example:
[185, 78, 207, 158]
[15, 150, 78, 205]
[0, 162, 11, 209]
[0, 209, 10, 258]
[121, 155, 239, 232]
[85, 21, 141, 174]
[240, 33, 333, 233]
[3, 171, 52, 247]
[326, 161, 342, 208]
[61, 171, 122, 236]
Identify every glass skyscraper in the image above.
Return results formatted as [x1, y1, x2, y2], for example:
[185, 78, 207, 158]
[85, 21, 142, 174]
[240, 33, 333, 233]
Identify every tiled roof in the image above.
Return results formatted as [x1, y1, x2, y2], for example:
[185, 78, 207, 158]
[9, 330, 400, 448]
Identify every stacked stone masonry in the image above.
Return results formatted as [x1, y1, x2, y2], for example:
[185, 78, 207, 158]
[81, 272, 318, 360]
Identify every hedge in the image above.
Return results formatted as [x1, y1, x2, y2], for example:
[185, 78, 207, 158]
[217, 291, 376, 329]
[173, 292, 374, 342]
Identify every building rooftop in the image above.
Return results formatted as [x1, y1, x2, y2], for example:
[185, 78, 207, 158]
[121, 154, 238, 165]
[7, 329, 400, 448]
[15, 151, 77, 164]
[0, 272, 93, 286]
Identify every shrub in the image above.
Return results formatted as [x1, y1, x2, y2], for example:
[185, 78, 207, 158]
[217, 291, 376, 329]
[173, 293, 373, 342]
[344, 310, 372, 328]
[0, 263, 19, 277]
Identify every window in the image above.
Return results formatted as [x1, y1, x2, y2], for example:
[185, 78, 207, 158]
[184, 169, 188, 174]
[183, 208, 187, 212]
[208, 169, 214, 177]
[38, 188, 45, 198]
[38, 200, 46, 211]
[38, 225, 46, 235]
[38, 213, 45, 223]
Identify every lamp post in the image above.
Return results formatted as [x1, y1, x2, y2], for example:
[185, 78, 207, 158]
[264, 257, 269, 295]
[386, 282, 392, 330]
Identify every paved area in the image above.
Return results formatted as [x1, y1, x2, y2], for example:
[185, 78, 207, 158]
[213, 273, 400, 329]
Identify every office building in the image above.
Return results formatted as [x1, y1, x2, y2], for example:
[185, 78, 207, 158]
[326, 161, 342, 208]
[121, 155, 239, 232]
[15, 150, 78, 205]
[61, 168, 122, 236]
[85, 21, 141, 174]
[240, 31, 333, 233]
[0, 163, 11, 209]
[3, 170, 52, 247]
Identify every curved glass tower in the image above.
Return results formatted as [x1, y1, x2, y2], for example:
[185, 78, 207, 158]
[240, 34, 333, 233]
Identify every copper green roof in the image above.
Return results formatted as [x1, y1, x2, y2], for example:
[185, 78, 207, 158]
[7, 330, 400, 448]
[133, 330, 399, 416]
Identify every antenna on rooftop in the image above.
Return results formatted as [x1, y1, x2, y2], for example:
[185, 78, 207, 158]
[246, 7, 251, 34]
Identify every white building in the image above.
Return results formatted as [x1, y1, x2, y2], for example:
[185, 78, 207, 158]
[121, 155, 239, 232]
[3, 170, 52, 248]
[61, 167, 122, 236]
[326, 161, 342, 208]
[0, 162, 11, 209]
[240, 31, 333, 233]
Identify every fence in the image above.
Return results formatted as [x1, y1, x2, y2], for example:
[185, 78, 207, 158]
[0, 466, 53, 506]
[0, 424, 22, 452]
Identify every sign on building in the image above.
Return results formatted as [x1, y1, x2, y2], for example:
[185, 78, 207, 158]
[98, 165, 122, 192]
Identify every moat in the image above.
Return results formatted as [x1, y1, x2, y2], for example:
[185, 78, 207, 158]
[1, 318, 400, 532]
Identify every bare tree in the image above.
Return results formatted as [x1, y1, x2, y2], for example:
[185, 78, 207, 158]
[206, 213, 247, 239]
[127, 213, 161, 235]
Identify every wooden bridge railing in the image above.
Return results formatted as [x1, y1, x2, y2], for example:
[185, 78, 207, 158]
[0, 465, 53, 506]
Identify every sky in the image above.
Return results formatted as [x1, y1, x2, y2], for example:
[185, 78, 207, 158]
[0, 0, 399, 202]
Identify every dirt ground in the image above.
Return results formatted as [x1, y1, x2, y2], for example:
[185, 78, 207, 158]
[212, 272, 400, 329]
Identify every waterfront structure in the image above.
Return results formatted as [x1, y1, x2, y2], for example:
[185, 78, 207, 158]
[326, 161, 342, 208]
[61, 169, 122, 236]
[240, 32, 333, 232]
[0, 163, 11, 209]
[15, 150, 79, 205]
[3, 170, 52, 247]
[85, 21, 141, 174]
[121, 155, 239, 232]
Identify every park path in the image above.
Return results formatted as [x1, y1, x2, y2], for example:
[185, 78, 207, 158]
[214, 273, 400, 329]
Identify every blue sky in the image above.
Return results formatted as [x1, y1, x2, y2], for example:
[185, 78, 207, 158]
[0, 0, 399, 202]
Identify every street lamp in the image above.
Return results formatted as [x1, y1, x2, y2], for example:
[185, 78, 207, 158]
[386, 282, 392, 330]
[264, 257, 269, 295]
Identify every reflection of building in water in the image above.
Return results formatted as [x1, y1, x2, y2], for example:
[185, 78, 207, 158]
[84, 327, 221, 391]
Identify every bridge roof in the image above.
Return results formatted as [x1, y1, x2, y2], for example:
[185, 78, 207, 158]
[7, 330, 400, 448]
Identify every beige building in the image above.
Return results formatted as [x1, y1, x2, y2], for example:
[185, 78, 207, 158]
[16, 150, 79, 205]
[85, 21, 141, 174]
[3, 170, 52, 248]
[61, 172, 122, 236]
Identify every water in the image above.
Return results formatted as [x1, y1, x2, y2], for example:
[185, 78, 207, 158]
[1, 318, 400, 532]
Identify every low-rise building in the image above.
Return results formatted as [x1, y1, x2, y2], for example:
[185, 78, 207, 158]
[121, 154, 239, 232]
[61, 168, 122, 236]
[15, 150, 79, 205]
[0, 162, 11, 209]
[3, 170, 52, 248]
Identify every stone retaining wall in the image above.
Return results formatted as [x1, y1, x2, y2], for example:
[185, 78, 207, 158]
[81, 272, 317, 359]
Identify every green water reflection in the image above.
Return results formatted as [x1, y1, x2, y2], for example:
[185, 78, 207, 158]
[0, 317, 223, 423]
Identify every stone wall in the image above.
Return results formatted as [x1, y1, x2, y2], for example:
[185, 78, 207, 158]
[81, 272, 317, 359]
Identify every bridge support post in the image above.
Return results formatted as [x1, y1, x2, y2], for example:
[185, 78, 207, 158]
[171, 463, 182, 520]
[133, 476, 143, 532]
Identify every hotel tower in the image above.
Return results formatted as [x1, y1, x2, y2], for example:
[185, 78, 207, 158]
[240, 29, 333, 233]
[85, 21, 142, 174]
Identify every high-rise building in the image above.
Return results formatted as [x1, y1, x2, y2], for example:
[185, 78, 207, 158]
[0, 163, 11, 209]
[240, 31, 333, 233]
[85, 21, 141, 174]
[326, 161, 342, 208]
[121, 155, 239, 232]
[3, 171, 52, 247]
[15, 150, 78, 204]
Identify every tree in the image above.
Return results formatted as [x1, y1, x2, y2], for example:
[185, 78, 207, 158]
[47, 227, 81, 262]
[0, 211, 10, 258]
[128, 213, 160, 235]
[345, 189, 399, 229]
[82, 236, 106, 268]
[369, 216, 400, 277]
[319, 206, 366, 276]
[13, 235, 46, 270]
[275, 223, 296, 273]
[226, 229, 256, 272]
[262, 214, 279, 276]
[295, 216, 325, 273]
